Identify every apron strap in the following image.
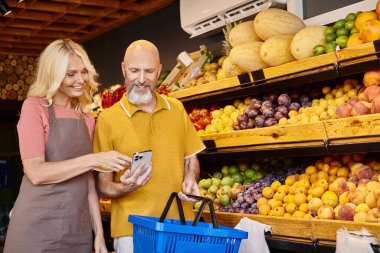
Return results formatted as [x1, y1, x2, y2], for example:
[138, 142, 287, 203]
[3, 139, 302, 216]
[47, 105, 57, 125]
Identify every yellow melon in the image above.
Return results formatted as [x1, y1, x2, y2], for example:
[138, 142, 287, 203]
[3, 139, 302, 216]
[221, 56, 245, 77]
[253, 8, 305, 41]
[229, 21, 262, 47]
[229, 41, 269, 72]
[291, 26, 326, 60]
[260, 35, 295, 67]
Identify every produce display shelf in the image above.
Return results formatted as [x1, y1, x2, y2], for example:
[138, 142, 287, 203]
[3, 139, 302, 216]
[200, 211, 380, 242]
[168, 41, 380, 107]
[336, 40, 380, 77]
[198, 114, 380, 157]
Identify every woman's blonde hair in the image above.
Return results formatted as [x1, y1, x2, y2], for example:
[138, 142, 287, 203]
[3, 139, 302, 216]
[27, 39, 99, 113]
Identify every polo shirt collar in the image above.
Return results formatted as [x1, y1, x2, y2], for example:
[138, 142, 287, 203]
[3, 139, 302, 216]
[119, 92, 171, 117]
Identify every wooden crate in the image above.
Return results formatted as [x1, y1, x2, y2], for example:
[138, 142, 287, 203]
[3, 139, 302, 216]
[162, 46, 208, 91]
[200, 121, 327, 150]
[323, 114, 380, 146]
[262, 51, 338, 81]
[336, 41, 378, 67]
[200, 211, 380, 242]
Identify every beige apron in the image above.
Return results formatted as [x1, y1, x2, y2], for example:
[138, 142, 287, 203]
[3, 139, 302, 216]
[4, 105, 93, 253]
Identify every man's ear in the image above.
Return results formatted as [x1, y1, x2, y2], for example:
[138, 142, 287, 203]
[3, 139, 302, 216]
[157, 64, 162, 79]
[121, 62, 126, 78]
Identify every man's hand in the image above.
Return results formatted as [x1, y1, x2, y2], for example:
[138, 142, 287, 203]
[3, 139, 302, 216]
[119, 161, 152, 193]
[179, 174, 201, 203]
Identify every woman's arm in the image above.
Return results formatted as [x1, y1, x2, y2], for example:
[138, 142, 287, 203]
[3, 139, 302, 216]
[87, 172, 107, 253]
[23, 150, 131, 185]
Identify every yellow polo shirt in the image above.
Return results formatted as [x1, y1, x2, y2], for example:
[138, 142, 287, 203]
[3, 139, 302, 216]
[93, 93, 205, 237]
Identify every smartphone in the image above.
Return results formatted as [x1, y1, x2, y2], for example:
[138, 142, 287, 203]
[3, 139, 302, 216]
[130, 150, 152, 175]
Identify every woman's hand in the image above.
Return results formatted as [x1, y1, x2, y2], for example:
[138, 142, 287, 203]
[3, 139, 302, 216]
[94, 233, 107, 253]
[93, 151, 132, 172]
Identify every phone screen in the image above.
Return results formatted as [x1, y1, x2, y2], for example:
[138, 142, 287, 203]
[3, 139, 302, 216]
[130, 150, 152, 175]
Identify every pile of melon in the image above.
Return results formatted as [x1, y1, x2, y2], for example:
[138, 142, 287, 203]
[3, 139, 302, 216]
[222, 8, 328, 76]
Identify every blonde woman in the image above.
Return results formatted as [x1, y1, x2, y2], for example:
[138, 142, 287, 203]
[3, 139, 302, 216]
[4, 39, 131, 253]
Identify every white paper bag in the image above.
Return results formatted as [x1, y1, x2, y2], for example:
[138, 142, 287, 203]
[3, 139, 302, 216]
[235, 217, 271, 253]
[336, 228, 377, 253]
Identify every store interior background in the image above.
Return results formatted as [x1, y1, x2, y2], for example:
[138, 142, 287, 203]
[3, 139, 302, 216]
[0, 0, 363, 249]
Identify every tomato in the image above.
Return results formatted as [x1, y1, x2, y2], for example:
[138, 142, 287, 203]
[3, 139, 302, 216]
[188, 113, 197, 123]
[193, 122, 204, 131]
[201, 116, 212, 127]
[200, 108, 210, 117]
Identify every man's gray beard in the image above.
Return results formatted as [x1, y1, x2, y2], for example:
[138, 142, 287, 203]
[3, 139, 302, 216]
[127, 82, 154, 105]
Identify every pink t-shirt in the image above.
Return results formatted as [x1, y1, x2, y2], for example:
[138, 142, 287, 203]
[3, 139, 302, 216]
[17, 97, 95, 160]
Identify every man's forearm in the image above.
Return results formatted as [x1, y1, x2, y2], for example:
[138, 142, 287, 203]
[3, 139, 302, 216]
[184, 155, 200, 180]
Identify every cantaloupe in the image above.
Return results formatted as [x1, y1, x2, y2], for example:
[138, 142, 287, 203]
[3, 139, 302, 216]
[291, 26, 326, 60]
[260, 35, 295, 67]
[222, 56, 245, 77]
[254, 8, 305, 41]
[229, 41, 269, 72]
[229, 21, 262, 47]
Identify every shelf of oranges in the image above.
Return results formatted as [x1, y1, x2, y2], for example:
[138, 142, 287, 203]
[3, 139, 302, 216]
[200, 210, 380, 242]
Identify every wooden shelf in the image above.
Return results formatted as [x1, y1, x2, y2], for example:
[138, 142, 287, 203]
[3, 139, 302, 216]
[200, 211, 380, 242]
[168, 41, 380, 107]
[198, 114, 380, 157]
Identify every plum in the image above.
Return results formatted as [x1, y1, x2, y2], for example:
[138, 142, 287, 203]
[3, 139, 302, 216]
[239, 121, 247, 129]
[278, 94, 291, 107]
[276, 105, 288, 115]
[274, 111, 285, 121]
[264, 118, 278, 127]
[247, 119, 255, 129]
[288, 102, 301, 112]
[267, 94, 278, 103]
[251, 100, 262, 109]
[262, 107, 275, 118]
[301, 101, 312, 108]
[237, 114, 248, 125]
[247, 108, 260, 119]
[261, 101, 273, 109]
[299, 95, 310, 104]
[254, 115, 266, 128]
[289, 90, 301, 102]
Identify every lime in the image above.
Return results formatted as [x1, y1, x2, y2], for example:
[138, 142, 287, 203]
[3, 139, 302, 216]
[345, 13, 357, 21]
[325, 41, 337, 53]
[325, 33, 337, 42]
[333, 19, 346, 30]
[350, 27, 358, 34]
[336, 27, 349, 36]
[336, 35, 349, 48]
[324, 26, 336, 35]
[345, 20, 355, 31]
[313, 45, 326, 56]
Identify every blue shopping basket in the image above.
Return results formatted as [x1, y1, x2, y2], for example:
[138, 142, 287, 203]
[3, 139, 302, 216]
[128, 192, 248, 253]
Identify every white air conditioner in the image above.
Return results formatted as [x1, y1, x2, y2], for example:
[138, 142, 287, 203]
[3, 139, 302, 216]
[180, 0, 287, 38]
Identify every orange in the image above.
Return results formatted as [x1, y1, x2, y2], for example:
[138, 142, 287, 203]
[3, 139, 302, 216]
[377, 0, 380, 16]
[360, 19, 380, 42]
[355, 11, 378, 31]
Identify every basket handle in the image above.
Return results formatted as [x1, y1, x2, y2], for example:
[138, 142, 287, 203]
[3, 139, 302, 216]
[159, 192, 218, 229]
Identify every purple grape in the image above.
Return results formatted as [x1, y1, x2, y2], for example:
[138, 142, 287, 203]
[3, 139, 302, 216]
[278, 94, 291, 107]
